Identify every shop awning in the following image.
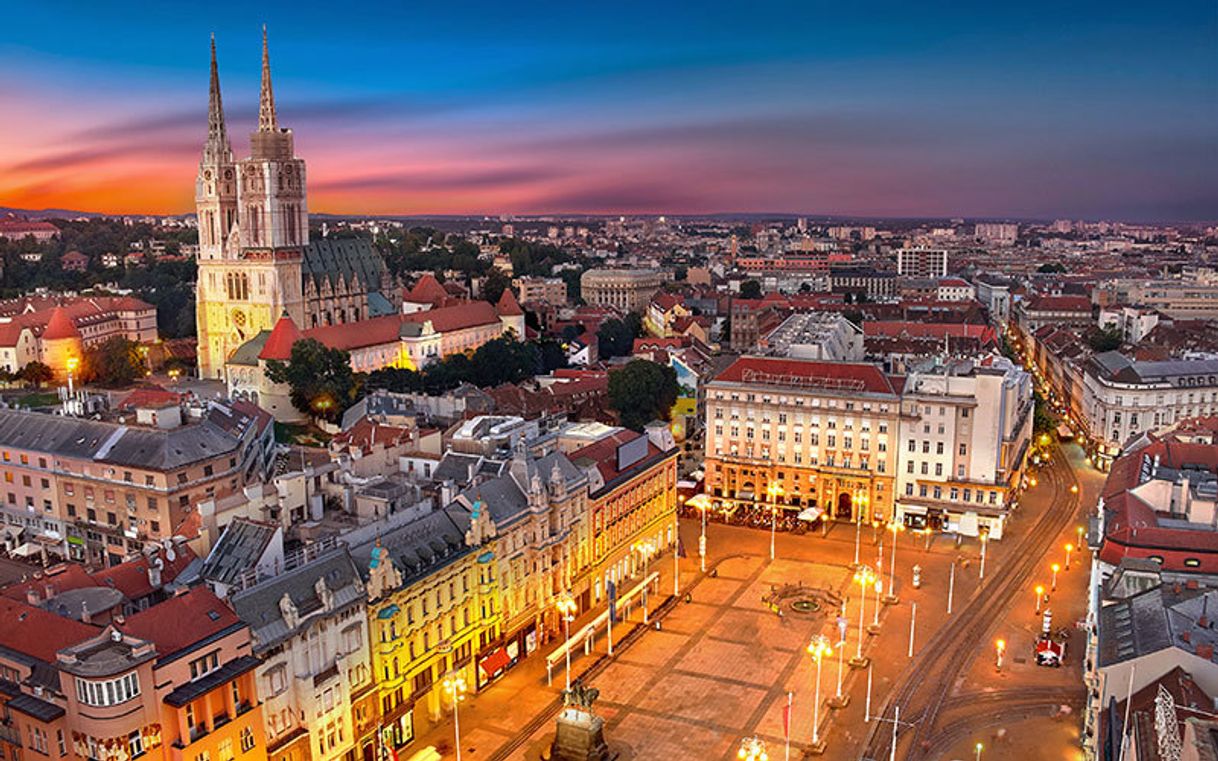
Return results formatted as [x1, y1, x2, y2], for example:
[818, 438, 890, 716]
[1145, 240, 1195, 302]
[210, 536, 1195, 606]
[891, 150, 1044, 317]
[797, 507, 822, 522]
[479, 648, 511, 677]
[10, 542, 40, 558]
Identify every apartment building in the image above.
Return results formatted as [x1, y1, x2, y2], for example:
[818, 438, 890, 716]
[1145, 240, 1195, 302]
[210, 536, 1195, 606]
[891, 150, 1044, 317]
[511, 277, 567, 306]
[894, 357, 1033, 538]
[895, 247, 948, 278]
[0, 403, 274, 566]
[569, 429, 679, 607]
[229, 547, 372, 761]
[704, 357, 902, 523]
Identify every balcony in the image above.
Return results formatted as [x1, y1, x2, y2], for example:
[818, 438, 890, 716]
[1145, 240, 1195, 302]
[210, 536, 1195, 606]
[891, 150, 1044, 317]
[312, 663, 340, 688]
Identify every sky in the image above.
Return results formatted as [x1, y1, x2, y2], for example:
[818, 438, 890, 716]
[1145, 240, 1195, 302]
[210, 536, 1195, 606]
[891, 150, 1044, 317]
[0, 1, 1215, 221]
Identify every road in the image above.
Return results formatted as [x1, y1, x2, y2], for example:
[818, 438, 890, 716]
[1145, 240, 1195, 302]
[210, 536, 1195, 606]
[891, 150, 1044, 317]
[860, 443, 1085, 760]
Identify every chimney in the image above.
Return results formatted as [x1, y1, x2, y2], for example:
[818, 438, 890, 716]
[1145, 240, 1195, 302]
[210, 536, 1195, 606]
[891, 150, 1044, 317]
[44, 584, 55, 600]
[25, 588, 38, 606]
[1198, 643, 1215, 661]
[1182, 631, 1192, 643]
[1188, 580, 1200, 591]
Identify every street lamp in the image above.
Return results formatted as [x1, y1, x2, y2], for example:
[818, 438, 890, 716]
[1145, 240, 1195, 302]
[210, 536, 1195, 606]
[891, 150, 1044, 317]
[633, 540, 656, 624]
[737, 736, 768, 761]
[1035, 584, 1045, 614]
[995, 639, 1006, 671]
[1070, 484, 1079, 494]
[1077, 524, 1086, 549]
[767, 482, 783, 562]
[978, 528, 989, 581]
[975, 742, 984, 761]
[884, 520, 904, 605]
[851, 565, 876, 668]
[687, 494, 711, 573]
[1051, 562, 1061, 592]
[442, 673, 467, 761]
[852, 490, 868, 568]
[65, 356, 79, 397]
[556, 593, 577, 690]
[807, 635, 832, 748]
[1064, 543, 1074, 571]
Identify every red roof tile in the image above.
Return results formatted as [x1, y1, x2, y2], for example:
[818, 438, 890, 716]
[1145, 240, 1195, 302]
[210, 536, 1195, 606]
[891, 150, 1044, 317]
[119, 587, 241, 658]
[713, 356, 897, 395]
[259, 313, 303, 361]
[42, 306, 81, 341]
[0, 596, 97, 662]
[496, 288, 524, 317]
[403, 301, 500, 333]
[405, 274, 449, 307]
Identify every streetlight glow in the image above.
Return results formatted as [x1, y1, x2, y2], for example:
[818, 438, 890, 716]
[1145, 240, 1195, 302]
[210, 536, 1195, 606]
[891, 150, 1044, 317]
[442, 673, 467, 761]
[556, 593, 577, 690]
[807, 635, 832, 747]
[1035, 584, 1045, 614]
[1051, 562, 1061, 591]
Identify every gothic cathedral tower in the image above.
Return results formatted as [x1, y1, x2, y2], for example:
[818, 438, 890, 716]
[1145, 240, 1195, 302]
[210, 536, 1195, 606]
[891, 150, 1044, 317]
[196, 29, 307, 379]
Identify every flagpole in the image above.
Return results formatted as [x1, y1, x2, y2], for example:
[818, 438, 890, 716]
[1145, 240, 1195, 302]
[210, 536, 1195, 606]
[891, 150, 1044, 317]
[784, 690, 792, 761]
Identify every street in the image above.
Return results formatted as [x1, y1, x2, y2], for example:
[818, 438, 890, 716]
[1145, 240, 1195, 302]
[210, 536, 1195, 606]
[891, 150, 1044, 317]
[407, 443, 1101, 761]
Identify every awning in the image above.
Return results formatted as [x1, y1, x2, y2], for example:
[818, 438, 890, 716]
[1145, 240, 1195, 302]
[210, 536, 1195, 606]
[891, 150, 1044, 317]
[10, 542, 40, 558]
[479, 648, 511, 678]
[797, 507, 822, 522]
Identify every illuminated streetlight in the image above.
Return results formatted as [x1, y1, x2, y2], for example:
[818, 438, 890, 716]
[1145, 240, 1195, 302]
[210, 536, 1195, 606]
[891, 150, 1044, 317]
[767, 482, 783, 562]
[1070, 484, 1079, 494]
[1035, 584, 1045, 614]
[737, 736, 768, 761]
[995, 639, 1006, 671]
[851, 565, 876, 667]
[979, 528, 989, 581]
[1051, 563, 1061, 591]
[1064, 543, 1074, 571]
[852, 490, 868, 568]
[807, 635, 832, 747]
[66, 356, 79, 396]
[975, 742, 984, 761]
[442, 673, 467, 761]
[686, 494, 711, 573]
[884, 520, 904, 605]
[556, 593, 577, 690]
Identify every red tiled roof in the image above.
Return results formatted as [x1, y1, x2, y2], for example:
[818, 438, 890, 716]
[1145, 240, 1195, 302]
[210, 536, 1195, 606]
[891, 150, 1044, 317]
[1026, 294, 1092, 312]
[0, 564, 96, 603]
[332, 418, 414, 453]
[0, 220, 57, 234]
[42, 306, 81, 340]
[651, 293, 682, 311]
[304, 314, 403, 352]
[496, 288, 524, 317]
[259, 313, 303, 361]
[714, 356, 897, 395]
[89, 545, 197, 600]
[571, 430, 668, 488]
[405, 274, 449, 307]
[0, 596, 98, 662]
[118, 385, 186, 410]
[119, 587, 241, 659]
[403, 300, 500, 333]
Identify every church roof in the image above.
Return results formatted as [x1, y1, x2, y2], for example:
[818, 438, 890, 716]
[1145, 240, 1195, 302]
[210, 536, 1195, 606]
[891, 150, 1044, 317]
[259, 313, 302, 361]
[228, 331, 271, 367]
[42, 306, 81, 341]
[406, 274, 449, 307]
[496, 288, 524, 317]
[302, 238, 387, 294]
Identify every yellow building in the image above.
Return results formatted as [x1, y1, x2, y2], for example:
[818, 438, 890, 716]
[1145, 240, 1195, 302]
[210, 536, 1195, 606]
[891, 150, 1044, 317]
[356, 506, 500, 757]
[569, 429, 679, 606]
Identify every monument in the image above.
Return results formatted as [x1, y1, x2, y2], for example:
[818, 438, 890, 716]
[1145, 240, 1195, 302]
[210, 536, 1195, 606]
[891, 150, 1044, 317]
[550, 682, 612, 761]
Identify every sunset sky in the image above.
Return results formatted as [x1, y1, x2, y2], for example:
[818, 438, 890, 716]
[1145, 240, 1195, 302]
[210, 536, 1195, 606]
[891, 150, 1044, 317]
[1, 0, 1215, 220]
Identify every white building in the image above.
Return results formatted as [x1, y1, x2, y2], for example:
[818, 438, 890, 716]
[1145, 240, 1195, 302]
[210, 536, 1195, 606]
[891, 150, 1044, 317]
[974, 222, 1019, 245]
[973, 277, 1013, 328]
[895, 247, 948, 278]
[229, 546, 372, 761]
[758, 312, 864, 361]
[935, 278, 976, 302]
[894, 357, 1034, 538]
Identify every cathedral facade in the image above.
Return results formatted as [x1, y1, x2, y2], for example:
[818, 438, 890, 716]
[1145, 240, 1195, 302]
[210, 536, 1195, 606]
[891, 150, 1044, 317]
[195, 31, 395, 378]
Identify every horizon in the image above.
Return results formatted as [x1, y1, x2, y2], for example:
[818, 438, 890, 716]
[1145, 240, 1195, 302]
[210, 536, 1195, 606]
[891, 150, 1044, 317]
[1, 1, 1215, 222]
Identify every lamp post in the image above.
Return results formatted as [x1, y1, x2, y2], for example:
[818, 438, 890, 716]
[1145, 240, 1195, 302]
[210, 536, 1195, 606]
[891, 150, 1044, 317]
[737, 736, 768, 761]
[979, 529, 989, 581]
[1035, 584, 1045, 614]
[851, 565, 875, 668]
[633, 540, 655, 624]
[673, 512, 680, 596]
[767, 482, 783, 562]
[66, 356, 78, 397]
[995, 639, 1006, 671]
[1065, 543, 1074, 571]
[1077, 524, 1086, 549]
[884, 520, 904, 605]
[442, 673, 466, 761]
[687, 494, 711, 573]
[556, 593, 577, 690]
[868, 577, 883, 634]
[807, 635, 832, 748]
[1051, 563, 1061, 592]
[975, 742, 984, 761]
[852, 490, 867, 568]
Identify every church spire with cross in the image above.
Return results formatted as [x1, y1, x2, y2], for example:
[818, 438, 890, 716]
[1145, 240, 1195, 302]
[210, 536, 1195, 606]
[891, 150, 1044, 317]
[203, 33, 233, 164]
[258, 25, 278, 132]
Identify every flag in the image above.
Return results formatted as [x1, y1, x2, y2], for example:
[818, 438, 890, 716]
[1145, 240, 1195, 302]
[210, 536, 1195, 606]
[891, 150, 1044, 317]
[782, 690, 792, 740]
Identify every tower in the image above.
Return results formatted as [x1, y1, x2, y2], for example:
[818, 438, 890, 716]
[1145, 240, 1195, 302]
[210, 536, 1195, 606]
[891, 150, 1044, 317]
[196, 29, 308, 379]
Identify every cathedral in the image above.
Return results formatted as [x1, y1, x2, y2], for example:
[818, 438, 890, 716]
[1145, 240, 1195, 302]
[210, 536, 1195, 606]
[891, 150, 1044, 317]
[195, 30, 396, 379]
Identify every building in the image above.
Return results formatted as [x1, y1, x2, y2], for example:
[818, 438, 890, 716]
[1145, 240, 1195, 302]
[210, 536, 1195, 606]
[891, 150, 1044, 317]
[935, 278, 976, 302]
[893, 357, 1033, 538]
[196, 32, 395, 379]
[1080, 353, 1218, 468]
[0, 296, 157, 377]
[579, 269, 665, 313]
[0, 583, 266, 761]
[1013, 294, 1093, 337]
[61, 251, 89, 272]
[972, 276, 1013, 328]
[895, 247, 948, 278]
[704, 356, 902, 522]
[1097, 306, 1161, 345]
[0, 218, 59, 241]
[643, 293, 690, 339]
[974, 222, 1019, 244]
[569, 428, 678, 609]
[0, 402, 274, 566]
[512, 277, 567, 306]
[829, 266, 897, 301]
[757, 312, 864, 361]
[229, 546, 373, 761]
[1097, 277, 1218, 320]
[350, 505, 500, 756]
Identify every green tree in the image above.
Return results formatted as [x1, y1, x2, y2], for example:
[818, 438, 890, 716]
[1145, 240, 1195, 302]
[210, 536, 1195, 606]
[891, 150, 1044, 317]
[1088, 326, 1124, 352]
[1037, 262, 1067, 274]
[265, 339, 357, 423]
[85, 337, 146, 387]
[481, 269, 512, 305]
[19, 361, 54, 388]
[608, 359, 678, 431]
[739, 280, 762, 299]
[597, 313, 642, 360]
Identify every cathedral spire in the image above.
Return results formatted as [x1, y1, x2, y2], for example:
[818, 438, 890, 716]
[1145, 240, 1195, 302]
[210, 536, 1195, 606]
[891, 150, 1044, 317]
[207, 34, 228, 145]
[258, 25, 278, 132]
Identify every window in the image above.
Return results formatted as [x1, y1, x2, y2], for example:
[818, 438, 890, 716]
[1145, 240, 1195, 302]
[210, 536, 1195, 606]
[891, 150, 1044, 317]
[240, 728, 255, 753]
[128, 731, 144, 759]
[936, 442, 944, 455]
[218, 738, 234, 761]
[1185, 558, 1201, 568]
[57, 730, 66, 756]
[29, 727, 47, 754]
[959, 444, 967, 456]
[76, 673, 140, 707]
[189, 652, 220, 681]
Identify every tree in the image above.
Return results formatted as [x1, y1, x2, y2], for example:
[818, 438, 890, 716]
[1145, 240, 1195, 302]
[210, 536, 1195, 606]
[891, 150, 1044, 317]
[1088, 326, 1124, 352]
[20, 362, 54, 388]
[481, 269, 511, 305]
[608, 359, 678, 431]
[597, 313, 642, 359]
[1037, 262, 1067, 273]
[265, 339, 357, 423]
[739, 280, 762, 299]
[85, 337, 146, 387]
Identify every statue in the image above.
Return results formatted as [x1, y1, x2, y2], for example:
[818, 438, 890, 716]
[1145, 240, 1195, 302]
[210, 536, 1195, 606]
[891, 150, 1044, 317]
[550, 679, 612, 761]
